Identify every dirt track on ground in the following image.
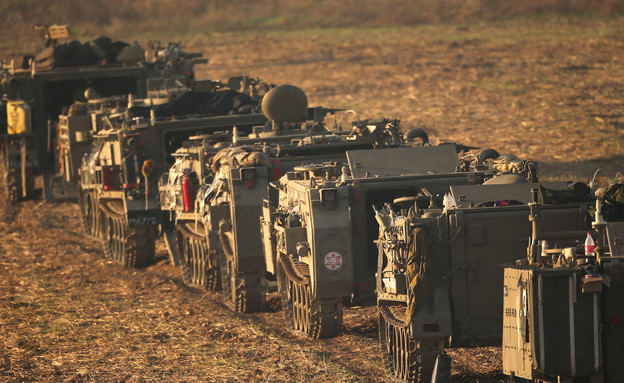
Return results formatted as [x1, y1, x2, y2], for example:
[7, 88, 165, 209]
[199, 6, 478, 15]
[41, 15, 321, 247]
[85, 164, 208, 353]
[2, 20, 623, 382]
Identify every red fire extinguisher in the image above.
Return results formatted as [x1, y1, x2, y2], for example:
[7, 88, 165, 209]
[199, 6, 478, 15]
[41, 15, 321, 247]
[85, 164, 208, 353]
[182, 170, 194, 212]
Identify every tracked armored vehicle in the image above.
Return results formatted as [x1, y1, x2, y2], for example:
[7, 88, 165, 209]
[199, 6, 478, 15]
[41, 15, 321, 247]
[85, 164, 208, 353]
[262, 145, 537, 339]
[375, 176, 601, 382]
[78, 86, 268, 268]
[503, 185, 624, 383]
[159, 84, 410, 312]
[0, 97, 38, 201]
[0, 25, 205, 201]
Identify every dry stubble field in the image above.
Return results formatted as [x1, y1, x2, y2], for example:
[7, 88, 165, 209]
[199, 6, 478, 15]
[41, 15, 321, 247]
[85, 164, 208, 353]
[1, 18, 624, 382]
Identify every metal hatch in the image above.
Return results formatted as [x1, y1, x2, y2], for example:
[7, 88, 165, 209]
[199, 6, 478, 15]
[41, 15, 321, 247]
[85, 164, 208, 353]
[450, 183, 537, 208]
[450, 182, 572, 208]
[346, 145, 458, 178]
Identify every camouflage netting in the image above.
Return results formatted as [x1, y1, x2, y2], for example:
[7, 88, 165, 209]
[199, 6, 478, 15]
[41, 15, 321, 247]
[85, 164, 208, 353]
[488, 154, 523, 173]
[31, 36, 143, 70]
[405, 227, 429, 326]
[539, 182, 593, 204]
[210, 147, 270, 174]
[482, 153, 538, 182]
[592, 183, 624, 220]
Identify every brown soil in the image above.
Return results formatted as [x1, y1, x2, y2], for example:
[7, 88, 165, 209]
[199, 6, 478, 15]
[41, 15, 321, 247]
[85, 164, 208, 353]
[196, 20, 624, 183]
[0, 199, 501, 382]
[2, 20, 623, 382]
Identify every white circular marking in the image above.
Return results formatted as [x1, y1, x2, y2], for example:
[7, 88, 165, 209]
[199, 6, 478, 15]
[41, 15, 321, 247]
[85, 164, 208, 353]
[324, 251, 343, 270]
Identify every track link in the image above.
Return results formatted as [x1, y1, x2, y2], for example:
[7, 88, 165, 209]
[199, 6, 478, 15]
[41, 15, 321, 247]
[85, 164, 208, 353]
[378, 304, 444, 383]
[176, 221, 220, 291]
[218, 222, 265, 313]
[5, 168, 19, 203]
[0, 140, 30, 203]
[277, 253, 343, 339]
[0, 166, 25, 203]
[100, 203, 157, 268]
[78, 188, 100, 238]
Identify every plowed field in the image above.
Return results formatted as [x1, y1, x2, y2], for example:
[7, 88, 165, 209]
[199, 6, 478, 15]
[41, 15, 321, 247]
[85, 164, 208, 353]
[2, 19, 623, 382]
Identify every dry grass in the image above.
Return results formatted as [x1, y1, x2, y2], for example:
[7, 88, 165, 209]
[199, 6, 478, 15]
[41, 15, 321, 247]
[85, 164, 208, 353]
[1, 0, 624, 52]
[192, 19, 624, 184]
[0, 199, 371, 382]
[0, 197, 505, 382]
[2, 0, 623, 31]
[2, 12, 624, 383]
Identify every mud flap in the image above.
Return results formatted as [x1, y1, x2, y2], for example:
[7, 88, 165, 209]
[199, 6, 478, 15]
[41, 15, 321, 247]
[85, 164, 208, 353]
[409, 285, 453, 339]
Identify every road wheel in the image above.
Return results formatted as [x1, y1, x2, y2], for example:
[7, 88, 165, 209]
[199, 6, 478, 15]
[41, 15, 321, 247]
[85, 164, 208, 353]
[378, 304, 444, 383]
[218, 222, 265, 313]
[176, 222, 220, 290]
[277, 253, 343, 339]
[100, 206, 157, 268]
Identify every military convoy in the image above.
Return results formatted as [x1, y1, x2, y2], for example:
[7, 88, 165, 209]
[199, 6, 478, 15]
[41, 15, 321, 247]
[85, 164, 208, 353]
[264, 145, 529, 340]
[374, 173, 597, 382]
[375, 174, 624, 383]
[159, 88, 545, 342]
[76, 82, 269, 267]
[0, 25, 205, 201]
[3, 24, 622, 383]
[159, 84, 415, 313]
[71, 72, 605, 381]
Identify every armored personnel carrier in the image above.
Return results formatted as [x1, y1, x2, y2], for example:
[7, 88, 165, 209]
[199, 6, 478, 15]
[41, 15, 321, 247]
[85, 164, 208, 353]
[0, 25, 206, 201]
[262, 145, 537, 340]
[159, 84, 409, 312]
[503, 185, 624, 383]
[375, 177, 599, 382]
[78, 85, 268, 268]
[0, 97, 38, 202]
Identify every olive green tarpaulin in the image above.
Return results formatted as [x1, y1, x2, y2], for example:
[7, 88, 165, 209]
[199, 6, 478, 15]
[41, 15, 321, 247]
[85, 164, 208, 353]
[539, 182, 593, 204]
[601, 183, 624, 219]
[405, 227, 429, 327]
[586, 183, 624, 223]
